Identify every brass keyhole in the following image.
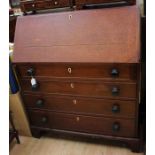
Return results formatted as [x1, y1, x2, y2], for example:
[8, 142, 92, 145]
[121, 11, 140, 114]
[73, 99, 77, 105]
[68, 67, 72, 74]
[70, 83, 74, 88]
[76, 117, 80, 122]
[69, 15, 72, 20]
[54, 1, 58, 5]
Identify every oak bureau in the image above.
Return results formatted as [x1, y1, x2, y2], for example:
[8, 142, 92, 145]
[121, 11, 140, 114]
[13, 6, 141, 152]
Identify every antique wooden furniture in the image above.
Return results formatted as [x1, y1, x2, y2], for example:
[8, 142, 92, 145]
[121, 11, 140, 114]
[20, 0, 73, 15]
[75, 0, 136, 9]
[13, 6, 141, 152]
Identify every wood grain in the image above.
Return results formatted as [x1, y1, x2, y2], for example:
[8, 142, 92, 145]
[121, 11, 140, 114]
[28, 110, 136, 137]
[9, 92, 32, 136]
[16, 63, 138, 81]
[23, 93, 136, 118]
[20, 79, 137, 99]
[12, 4, 141, 152]
[75, 0, 136, 9]
[20, 0, 71, 13]
[13, 6, 140, 63]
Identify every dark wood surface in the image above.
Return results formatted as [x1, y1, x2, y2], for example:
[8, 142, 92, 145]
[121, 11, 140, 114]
[15, 63, 138, 81]
[20, 0, 72, 14]
[28, 110, 136, 137]
[20, 79, 137, 99]
[13, 6, 141, 152]
[23, 93, 136, 118]
[75, 0, 136, 9]
[13, 6, 140, 63]
[31, 126, 142, 152]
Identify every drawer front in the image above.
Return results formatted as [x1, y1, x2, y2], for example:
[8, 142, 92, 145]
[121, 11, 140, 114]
[21, 80, 137, 99]
[28, 110, 50, 128]
[21, 2, 35, 11]
[28, 110, 136, 137]
[23, 94, 136, 118]
[16, 64, 138, 81]
[35, 0, 70, 9]
[76, 0, 135, 5]
[35, 1, 49, 9]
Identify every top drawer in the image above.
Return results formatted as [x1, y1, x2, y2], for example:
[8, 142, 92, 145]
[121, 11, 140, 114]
[15, 63, 138, 81]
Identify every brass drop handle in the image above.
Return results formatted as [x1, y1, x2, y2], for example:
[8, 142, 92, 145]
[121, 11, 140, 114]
[36, 99, 44, 107]
[112, 122, 120, 132]
[112, 104, 120, 113]
[111, 68, 119, 77]
[111, 87, 119, 96]
[41, 116, 48, 123]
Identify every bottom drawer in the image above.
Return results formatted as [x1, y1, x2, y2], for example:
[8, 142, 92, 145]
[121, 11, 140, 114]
[28, 110, 136, 137]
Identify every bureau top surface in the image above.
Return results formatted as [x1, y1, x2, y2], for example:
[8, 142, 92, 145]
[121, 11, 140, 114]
[13, 6, 140, 63]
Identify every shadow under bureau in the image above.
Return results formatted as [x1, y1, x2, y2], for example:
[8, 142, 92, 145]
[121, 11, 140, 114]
[13, 6, 142, 152]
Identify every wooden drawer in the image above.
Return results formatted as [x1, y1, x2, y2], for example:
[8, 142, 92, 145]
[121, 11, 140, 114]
[21, 79, 137, 99]
[21, 1, 36, 11]
[35, 1, 52, 9]
[23, 94, 136, 118]
[16, 63, 138, 81]
[35, 0, 70, 9]
[28, 110, 50, 128]
[21, 0, 70, 12]
[76, 0, 136, 5]
[75, 0, 135, 9]
[28, 110, 136, 137]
